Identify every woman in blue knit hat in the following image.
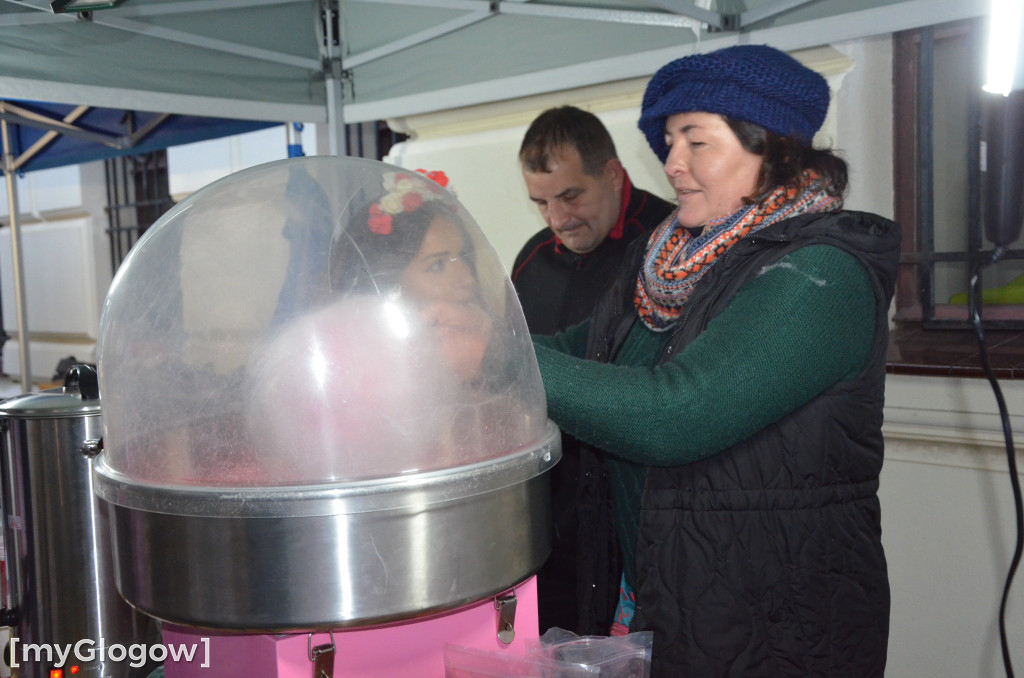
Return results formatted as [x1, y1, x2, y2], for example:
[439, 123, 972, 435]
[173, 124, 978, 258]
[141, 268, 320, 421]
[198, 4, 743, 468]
[532, 44, 897, 677]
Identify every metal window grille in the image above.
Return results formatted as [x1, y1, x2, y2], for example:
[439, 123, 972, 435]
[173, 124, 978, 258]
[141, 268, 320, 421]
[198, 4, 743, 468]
[104, 150, 174, 276]
[345, 120, 405, 160]
[894, 20, 1024, 329]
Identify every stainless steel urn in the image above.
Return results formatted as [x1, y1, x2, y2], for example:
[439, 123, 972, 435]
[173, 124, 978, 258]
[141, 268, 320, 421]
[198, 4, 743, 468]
[0, 365, 160, 677]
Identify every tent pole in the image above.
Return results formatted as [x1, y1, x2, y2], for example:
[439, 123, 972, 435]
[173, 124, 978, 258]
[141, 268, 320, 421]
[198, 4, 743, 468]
[320, 0, 345, 157]
[0, 116, 33, 393]
[325, 72, 345, 157]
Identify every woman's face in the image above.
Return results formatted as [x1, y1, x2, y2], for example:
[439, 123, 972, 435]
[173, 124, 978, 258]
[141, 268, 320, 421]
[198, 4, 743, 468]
[662, 112, 763, 229]
[399, 217, 476, 305]
[400, 216, 492, 384]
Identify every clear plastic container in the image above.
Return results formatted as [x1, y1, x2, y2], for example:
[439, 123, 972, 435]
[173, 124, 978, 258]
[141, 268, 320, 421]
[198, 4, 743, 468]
[97, 157, 547, 487]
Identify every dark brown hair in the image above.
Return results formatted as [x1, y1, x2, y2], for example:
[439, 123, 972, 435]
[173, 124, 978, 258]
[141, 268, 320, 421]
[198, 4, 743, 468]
[724, 117, 848, 202]
[519, 106, 618, 176]
[330, 201, 474, 296]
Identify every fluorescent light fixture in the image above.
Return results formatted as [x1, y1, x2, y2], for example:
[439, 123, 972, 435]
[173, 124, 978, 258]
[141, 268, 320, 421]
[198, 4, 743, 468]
[50, 0, 128, 13]
[984, 0, 1024, 95]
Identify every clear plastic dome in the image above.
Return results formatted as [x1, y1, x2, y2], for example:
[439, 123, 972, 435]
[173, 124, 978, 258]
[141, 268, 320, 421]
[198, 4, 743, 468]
[97, 156, 548, 487]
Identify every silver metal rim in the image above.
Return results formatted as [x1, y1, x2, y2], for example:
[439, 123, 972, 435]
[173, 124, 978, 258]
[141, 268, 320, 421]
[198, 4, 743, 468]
[92, 419, 560, 518]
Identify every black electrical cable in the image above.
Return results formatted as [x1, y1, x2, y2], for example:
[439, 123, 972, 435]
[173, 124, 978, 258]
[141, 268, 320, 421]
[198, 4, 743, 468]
[969, 245, 1022, 678]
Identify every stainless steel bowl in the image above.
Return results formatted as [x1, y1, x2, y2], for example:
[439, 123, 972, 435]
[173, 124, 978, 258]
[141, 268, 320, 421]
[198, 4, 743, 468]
[92, 421, 560, 631]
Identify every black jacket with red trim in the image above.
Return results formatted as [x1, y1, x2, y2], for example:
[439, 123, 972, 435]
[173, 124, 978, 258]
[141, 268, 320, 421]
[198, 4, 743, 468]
[511, 180, 674, 336]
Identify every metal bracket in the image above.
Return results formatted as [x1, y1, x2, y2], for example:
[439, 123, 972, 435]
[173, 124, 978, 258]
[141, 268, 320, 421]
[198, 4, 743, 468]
[80, 438, 103, 458]
[308, 631, 336, 678]
[321, 56, 344, 80]
[494, 589, 517, 644]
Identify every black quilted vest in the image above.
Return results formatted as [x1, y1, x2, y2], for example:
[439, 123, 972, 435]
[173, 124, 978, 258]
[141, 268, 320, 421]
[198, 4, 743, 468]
[577, 211, 900, 678]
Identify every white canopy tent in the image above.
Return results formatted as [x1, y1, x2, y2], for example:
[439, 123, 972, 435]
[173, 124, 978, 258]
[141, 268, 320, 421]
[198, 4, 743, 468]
[0, 0, 991, 389]
[1, 0, 989, 139]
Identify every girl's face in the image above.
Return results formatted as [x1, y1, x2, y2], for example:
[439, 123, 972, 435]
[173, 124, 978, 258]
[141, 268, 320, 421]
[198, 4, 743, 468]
[400, 217, 476, 305]
[401, 217, 491, 384]
[662, 112, 763, 229]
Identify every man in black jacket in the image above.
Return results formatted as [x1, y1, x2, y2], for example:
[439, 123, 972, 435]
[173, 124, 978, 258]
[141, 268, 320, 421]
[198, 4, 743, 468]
[513, 106, 674, 335]
[511, 106, 673, 634]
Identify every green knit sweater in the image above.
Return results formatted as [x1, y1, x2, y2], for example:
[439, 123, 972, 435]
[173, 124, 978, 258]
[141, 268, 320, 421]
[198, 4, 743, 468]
[533, 244, 876, 586]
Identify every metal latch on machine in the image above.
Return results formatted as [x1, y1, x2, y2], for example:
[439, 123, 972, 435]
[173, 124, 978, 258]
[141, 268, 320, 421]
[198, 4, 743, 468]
[308, 631, 335, 678]
[494, 589, 518, 644]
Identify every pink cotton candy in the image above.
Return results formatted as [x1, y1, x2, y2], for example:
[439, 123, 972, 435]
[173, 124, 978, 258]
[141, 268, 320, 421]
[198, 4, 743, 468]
[245, 296, 459, 483]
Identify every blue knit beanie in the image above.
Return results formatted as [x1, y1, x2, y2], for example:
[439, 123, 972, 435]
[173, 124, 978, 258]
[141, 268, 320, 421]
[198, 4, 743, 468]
[638, 44, 830, 162]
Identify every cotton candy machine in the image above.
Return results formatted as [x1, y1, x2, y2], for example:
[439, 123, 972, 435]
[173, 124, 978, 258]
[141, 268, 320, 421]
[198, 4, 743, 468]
[91, 157, 559, 639]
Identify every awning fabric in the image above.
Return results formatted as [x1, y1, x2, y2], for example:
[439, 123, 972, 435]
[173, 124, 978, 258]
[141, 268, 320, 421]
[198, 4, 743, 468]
[0, 99, 277, 174]
[0, 0, 988, 130]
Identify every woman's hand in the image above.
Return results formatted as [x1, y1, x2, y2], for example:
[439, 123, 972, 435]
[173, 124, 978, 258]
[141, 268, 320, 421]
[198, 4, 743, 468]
[420, 300, 494, 383]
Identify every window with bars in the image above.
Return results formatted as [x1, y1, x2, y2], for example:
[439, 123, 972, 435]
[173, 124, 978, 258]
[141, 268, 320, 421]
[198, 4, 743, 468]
[893, 19, 1024, 330]
[104, 149, 174, 276]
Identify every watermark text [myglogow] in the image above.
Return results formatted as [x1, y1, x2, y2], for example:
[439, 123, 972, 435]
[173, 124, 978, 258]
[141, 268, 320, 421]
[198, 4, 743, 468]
[8, 637, 210, 668]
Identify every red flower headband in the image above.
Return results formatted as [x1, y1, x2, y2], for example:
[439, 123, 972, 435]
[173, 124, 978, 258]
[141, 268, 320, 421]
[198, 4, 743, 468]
[368, 169, 451, 235]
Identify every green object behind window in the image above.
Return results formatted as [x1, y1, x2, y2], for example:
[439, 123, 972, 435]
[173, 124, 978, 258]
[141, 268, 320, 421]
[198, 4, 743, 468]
[948, 272, 1024, 305]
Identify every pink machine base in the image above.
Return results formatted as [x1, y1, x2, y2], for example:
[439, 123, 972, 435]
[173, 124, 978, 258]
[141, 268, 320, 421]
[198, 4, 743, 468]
[162, 575, 538, 678]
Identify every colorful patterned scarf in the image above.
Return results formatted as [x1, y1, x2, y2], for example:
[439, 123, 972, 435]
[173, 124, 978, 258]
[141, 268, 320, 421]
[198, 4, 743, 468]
[635, 172, 842, 331]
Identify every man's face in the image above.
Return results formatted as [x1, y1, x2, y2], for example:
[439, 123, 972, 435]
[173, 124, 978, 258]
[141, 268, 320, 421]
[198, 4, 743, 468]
[522, 146, 624, 254]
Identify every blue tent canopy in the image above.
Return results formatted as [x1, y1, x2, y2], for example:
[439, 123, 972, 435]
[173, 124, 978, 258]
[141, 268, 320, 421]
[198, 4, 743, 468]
[0, 99, 279, 174]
